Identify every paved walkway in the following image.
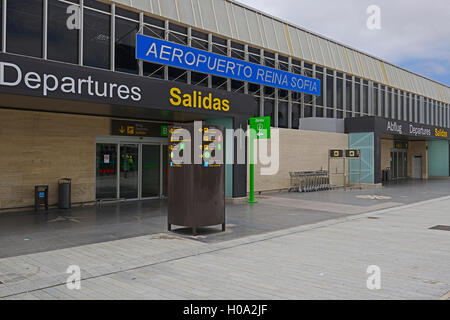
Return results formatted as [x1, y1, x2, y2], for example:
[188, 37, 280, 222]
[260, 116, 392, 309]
[1, 195, 449, 299]
[3, 179, 449, 258]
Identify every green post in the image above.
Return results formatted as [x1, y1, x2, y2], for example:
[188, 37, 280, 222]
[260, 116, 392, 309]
[247, 116, 270, 204]
[248, 133, 257, 203]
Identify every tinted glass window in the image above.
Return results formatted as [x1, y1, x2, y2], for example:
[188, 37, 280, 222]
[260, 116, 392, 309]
[278, 101, 288, 128]
[326, 75, 333, 108]
[336, 78, 343, 109]
[362, 84, 369, 114]
[48, 0, 79, 64]
[264, 100, 274, 126]
[304, 105, 312, 118]
[315, 71, 324, 106]
[373, 84, 378, 115]
[83, 9, 110, 69]
[292, 104, 300, 128]
[355, 82, 361, 114]
[115, 17, 138, 74]
[346, 79, 352, 111]
[7, 0, 43, 57]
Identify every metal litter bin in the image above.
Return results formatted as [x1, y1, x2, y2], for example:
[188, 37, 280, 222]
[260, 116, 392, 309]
[35, 185, 48, 211]
[386, 167, 391, 182]
[58, 178, 71, 209]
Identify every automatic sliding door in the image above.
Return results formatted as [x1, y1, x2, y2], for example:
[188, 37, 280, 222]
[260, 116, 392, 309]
[120, 144, 139, 199]
[392, 151, 398, 179]
[96, 143, 118, 199]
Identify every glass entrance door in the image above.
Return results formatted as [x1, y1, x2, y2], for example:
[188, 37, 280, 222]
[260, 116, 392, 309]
[96, 143, 118, 199]
[390, 150, 408, 180]
[96, 141, 167, 200]
[120, 144, 139, 199]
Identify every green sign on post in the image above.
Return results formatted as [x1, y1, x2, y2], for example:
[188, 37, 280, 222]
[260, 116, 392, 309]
[249, 116, 271, 140]
[248, 117, 271, 204]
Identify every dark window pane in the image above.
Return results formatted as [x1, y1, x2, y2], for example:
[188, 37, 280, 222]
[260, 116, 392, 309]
[315, 72, 324, 106]
[326, 108, 334, 118]
[168, 31, 187, 44]
[292, 104, 300, 128]
[144, 15, 164, 28]
[399, 92, 403, 120]
[393, 91, 398, 119]
[326, 75, 333, 108]
[115, 18, 138, 74]
[336, 78, 343, 109]
[84, 0, 110, 12]
[355, 82, 361, 113]
[47, 0, 78, 64]
[168, 67, 186, 83]
[264, 100, 274, 126]
[346, 80, 352, 111]
[143, 62, 164, 79]
[192, 71, 208, 87]
[115, 7, 138, 20]
[144, 24, 164, 39]
[193, 29, 208, 41]
[169, 22, 186, 34]
[278, 102, 288, 128]
[373, 85, 378, 115]
[304, 105, 312, 118]
[7, 0, 43, 57]
[231, 80, 244, 93]
[387, 88, 392, 119]
[212, 76, 227, 89]
[83, 9, 110, 69]
[315, 106, 323, 118]
[212, 35, 227, 46]
[363, 84, 369, 114]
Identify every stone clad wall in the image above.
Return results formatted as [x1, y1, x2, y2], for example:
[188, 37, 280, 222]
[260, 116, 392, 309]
[248, 128, 349, 192]
[0, 109, 110, 209]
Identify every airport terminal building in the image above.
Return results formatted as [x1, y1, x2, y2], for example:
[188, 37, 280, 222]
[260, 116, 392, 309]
[0, 0, 449, 210]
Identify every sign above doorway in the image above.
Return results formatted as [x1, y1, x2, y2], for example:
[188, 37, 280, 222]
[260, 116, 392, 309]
[111, 120, 170, 138]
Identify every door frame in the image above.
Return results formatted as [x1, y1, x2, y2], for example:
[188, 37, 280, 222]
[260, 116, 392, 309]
[390, 148, 408, 180]
[96, 135, 168, 200]
[413, 156, 423, 179]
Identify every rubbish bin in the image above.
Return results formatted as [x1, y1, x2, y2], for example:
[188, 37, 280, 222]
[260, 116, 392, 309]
[35, 185, 49, 211]
[386, 167, 391, 181]
[58, 178, 71, 209]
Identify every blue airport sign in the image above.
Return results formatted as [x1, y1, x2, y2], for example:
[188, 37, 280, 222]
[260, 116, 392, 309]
[136, 34, 321, 95]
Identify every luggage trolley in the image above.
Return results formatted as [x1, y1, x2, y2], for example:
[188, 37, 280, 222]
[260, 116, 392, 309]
[289, 170, 330, 193]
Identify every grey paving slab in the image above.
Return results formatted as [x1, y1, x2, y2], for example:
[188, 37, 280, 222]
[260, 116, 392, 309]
[0, 183, 449, 299]
[4, 179, 450, 257]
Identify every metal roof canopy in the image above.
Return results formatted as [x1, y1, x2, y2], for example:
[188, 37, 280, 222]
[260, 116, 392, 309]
[106, 0, 450, 104]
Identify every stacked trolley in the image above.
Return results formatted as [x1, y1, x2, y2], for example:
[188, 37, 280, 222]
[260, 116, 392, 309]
[288, 170, 330, 192]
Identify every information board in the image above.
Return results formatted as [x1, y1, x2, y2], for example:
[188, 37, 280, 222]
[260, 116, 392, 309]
[168, 123, 225, 235]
